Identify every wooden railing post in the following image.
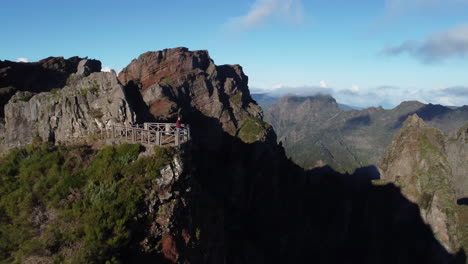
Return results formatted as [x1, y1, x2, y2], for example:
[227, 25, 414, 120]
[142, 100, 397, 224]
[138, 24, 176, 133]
[132, 128, 135, 142]
[156, 131, 160, 146]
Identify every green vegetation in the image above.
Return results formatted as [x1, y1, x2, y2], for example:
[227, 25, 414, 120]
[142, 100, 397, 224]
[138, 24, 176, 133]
[0, 142, 176, 263]
[230, 92, 242, 106]
[80, 88, 89, 96]
[80, 80, 100, 96]
[65, 75, 79, 86]
[89, 80, 100, 94]
[238, 117, 270, 143]
[371, 179, 389, 186]
[17, 93, 34, 102]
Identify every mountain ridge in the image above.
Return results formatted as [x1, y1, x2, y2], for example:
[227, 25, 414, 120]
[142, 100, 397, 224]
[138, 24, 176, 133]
[0, 48, 465, 263]
[265, 94, 468, 173]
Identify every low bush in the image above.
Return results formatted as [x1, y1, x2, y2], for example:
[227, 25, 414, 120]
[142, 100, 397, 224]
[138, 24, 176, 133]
[0, 143, 176, 263]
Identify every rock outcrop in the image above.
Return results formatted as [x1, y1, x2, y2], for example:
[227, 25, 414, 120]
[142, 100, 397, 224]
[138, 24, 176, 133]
[380, 114, 462, 252]
[118, 47, 272, 144]
[3, 71, 135, 149]
[0, 56, 101, 118]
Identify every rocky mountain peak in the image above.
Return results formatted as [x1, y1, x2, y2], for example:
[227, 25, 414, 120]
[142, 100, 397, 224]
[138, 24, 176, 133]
[403, 113, 428, 128]
[117, 47, 270, 144]
[380, 114, 461, 252]
[118, 47, 212, 90]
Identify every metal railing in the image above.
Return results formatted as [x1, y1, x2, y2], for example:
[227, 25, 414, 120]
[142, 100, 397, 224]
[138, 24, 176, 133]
[101, 123, 190, 146]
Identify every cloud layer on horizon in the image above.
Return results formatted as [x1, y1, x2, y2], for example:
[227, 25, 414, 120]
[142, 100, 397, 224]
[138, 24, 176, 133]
[252, 85, 468, 109]
[226, 0, 304, 33]
[16, 58, 29, 63]
[383, 24, 468, 62]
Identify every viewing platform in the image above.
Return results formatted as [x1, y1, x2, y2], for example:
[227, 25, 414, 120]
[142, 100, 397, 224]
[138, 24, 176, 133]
[101, 122, 191, 146]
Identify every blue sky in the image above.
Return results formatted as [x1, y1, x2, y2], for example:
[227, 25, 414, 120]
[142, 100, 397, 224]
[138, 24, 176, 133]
[2, 0, 468, 108]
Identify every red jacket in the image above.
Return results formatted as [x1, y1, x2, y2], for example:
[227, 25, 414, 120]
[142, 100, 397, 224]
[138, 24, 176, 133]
[176, 119, 181, 128]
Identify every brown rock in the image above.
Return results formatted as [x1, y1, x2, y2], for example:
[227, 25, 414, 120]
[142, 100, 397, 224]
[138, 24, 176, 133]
[118, 47, 270, 143]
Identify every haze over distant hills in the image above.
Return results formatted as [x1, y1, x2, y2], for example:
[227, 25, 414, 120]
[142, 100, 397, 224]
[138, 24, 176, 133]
[264, 94, 468, 175]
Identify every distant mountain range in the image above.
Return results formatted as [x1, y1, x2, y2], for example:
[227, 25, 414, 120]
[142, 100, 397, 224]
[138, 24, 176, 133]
[264, 94, 468, 174]
[252, 93, 363, 112]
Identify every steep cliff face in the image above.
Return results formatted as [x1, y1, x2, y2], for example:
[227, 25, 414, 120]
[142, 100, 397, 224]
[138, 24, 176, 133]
[118, 47, 270, 144]
[3, 71, 135, 149]
[380, 114, 462, 252]
[0, 57, 101, 118]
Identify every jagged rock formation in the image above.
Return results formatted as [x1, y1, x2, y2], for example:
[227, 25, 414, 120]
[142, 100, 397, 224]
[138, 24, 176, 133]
[118, 47, 272, 144]
[380, 114, 463, 252]
[265, 95, 468, 173]
[0, 49, 465, 264]
[3, 71, 135, 149]
[0, 56, 101, 118]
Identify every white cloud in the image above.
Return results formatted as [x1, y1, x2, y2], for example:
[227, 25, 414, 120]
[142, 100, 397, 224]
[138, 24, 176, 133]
[319, 80, 328, 88]
[266, 85, 332, 97]
[383, 24, 468, 62]
[351, 84, 360, 93]
[102, 66, 112, 72]
[254, 84, 468, 109]
[16, 57, 29, 63]
[226, 0, 304, 32]
[334, 85, 468, 108]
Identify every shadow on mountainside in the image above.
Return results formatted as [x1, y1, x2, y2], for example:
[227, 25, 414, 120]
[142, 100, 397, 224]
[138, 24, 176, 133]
[137, 109, 466, 264]
[345, 114, 372, 127]
[394, 104, 453, 129]
[458, 198, 468, 206]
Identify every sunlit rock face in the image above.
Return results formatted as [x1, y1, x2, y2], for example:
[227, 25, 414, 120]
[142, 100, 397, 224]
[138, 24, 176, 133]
[4, 71, 135, 149]
[118, 47, 273, 144]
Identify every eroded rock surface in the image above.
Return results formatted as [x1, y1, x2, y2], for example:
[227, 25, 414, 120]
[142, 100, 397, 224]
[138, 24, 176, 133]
[0, 56, 101, 118]
[380, 114, 462, 252]
[4, 71, 135, 149]
[118, 47, 271, 143]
